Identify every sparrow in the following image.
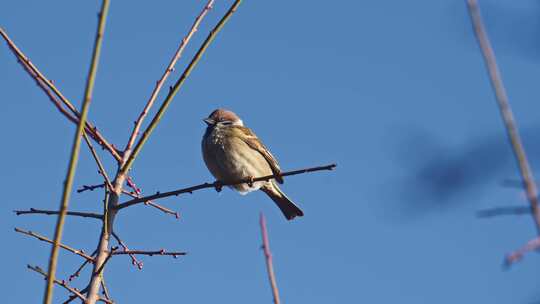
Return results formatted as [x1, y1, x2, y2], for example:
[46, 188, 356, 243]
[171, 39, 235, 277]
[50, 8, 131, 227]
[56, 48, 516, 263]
[201, 108, 304, 220]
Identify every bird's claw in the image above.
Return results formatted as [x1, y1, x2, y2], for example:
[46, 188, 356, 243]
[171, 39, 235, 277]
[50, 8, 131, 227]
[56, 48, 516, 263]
[247, 176, 255, 187]
[214, 181, 223, 192]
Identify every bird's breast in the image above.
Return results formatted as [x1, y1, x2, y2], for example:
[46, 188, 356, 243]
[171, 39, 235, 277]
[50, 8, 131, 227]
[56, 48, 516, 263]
[202, 127, 273, 193]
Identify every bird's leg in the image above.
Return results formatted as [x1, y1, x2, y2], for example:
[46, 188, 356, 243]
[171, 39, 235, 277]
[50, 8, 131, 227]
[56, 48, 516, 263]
[246, 176, 255, 187]
[214, 181, 223, 192]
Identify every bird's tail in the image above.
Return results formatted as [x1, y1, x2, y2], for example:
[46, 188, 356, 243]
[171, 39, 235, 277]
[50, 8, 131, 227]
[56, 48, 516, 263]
[261, 181, 304, 220]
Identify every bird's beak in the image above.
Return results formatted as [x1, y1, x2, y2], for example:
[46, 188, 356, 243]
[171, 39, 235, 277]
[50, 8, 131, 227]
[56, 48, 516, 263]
[203, 118, 215, 126]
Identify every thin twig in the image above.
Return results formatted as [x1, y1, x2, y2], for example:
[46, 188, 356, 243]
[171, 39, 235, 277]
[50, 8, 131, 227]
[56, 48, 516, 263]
[125, 176, 142, 194]
[100, 277, 111, 301]
[476, 206, 531, 218]
[28, 265, 88, 303]
[1, 27, 76, 115]
[63, 284, 90, 304]
[78, 183, 106, 193]
[7, 53, 80, 125]
[467, 0, 540, 233]
[123, 181, 179, 216]
[15, 228, 95, 262]
[145, 202, 180, 218]
[116, 164, 337, 211]
[120, 0, 244, 175]
[84, 133, 113, 190]
[122, 189, 180, 218]
[111, 232, 143, 270]
[505, 237, 540, 267]
[44, 1, 110, 302]
[14, 208, 102, 220]
[69, 251, 97, 282]
[123, 0, 215, 158]
[259, 213, 281, 304]
[111, 249, 186, 257]
[1, 25, 154, 220]
[0, 28, 121, 161]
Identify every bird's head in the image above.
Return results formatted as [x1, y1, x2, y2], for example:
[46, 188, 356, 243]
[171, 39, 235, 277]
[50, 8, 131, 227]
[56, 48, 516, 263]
[203, 108, 243, 127]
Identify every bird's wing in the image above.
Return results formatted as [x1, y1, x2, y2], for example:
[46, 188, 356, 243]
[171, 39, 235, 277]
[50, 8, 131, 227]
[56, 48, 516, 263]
[232, 126, 284, 184]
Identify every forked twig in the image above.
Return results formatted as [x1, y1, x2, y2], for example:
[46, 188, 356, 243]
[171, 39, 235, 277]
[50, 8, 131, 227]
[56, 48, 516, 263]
[69, 251, 97, 282]
[122, 189, 180, 218]
[28, 265, 88, 303]
[111, 232, 143, 270]
[63, 284, 90, 304]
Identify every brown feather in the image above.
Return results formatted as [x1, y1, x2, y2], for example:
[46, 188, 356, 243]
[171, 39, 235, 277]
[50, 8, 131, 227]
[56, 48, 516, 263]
[230, 125, 284, 184]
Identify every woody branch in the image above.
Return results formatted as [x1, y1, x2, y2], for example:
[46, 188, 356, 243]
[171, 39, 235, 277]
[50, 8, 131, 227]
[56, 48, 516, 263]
[1, 27, 166, 218]
[115, 164, 337, 210]
[260, 213, 281, 304]
[467, 0, 540, 265]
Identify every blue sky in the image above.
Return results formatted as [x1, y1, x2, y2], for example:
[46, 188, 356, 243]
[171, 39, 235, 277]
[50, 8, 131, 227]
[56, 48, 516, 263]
[2, 0, 540, 303]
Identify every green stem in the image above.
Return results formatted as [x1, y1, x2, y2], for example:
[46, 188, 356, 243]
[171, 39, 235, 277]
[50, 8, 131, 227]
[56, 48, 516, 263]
[43, 1, 110, 303]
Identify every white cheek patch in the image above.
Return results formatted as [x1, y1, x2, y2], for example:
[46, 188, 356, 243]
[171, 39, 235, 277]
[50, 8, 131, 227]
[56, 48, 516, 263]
[232, 119, 244, 126]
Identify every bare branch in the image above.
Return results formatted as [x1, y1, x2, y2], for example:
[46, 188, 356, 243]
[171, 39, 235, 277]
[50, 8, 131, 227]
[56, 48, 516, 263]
[122, 189, 180, 218]
[84, 133, 113, 190]
[63, 284, 90, 304]
[28, 265, 89, 303]
[100, 277, 112, 302]
[15, 228, 95, 262]
[116, 163, 337, 211]
[111, 232, 143, 270]
[120, 0, 244, 175]
[145, 202, 181, 218]
[14, 208, 102, 220]
[78, 183, 106, 193]
[1, 27, 76, 116]
[123, 0, 215, 158]
[69, 251, 97, 282]
[111, 249, 186, 257]
[467, 0, 540, 233]
[0, 28, 122, 161]
[260, 213, 281, 304]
